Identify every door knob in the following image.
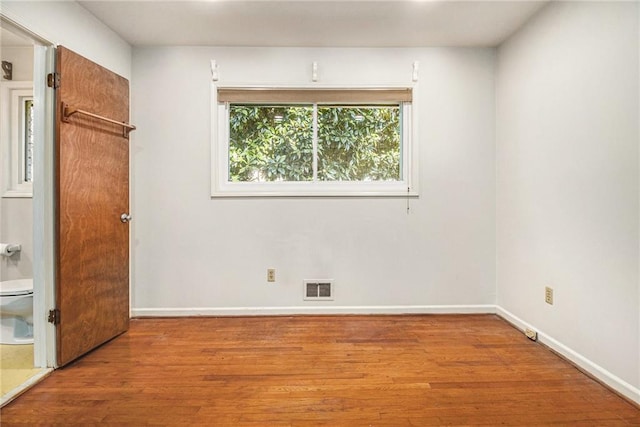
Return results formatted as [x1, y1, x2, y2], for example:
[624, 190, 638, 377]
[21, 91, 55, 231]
[120, 213, 132, 223]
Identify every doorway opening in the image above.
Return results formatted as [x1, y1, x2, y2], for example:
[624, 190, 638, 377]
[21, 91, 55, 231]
[0, 16, 56, 406]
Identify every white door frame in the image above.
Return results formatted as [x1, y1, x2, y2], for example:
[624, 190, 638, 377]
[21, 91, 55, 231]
[0, 15, 57, 369]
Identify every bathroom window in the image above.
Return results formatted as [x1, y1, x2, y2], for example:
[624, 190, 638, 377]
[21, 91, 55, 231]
[212, 87, 416, 197]
[1, 81, 34, 197]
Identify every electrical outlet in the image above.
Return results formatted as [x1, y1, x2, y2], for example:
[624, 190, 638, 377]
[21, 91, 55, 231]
[525, 328, 538, 341]
[267, 269, 276, 282]
[545, 286, 553, 305]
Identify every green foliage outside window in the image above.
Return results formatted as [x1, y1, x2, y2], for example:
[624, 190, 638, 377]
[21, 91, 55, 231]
[317, 106, 400, 181]
[229, 105, 313, 182]
[228, 104, 400, 182]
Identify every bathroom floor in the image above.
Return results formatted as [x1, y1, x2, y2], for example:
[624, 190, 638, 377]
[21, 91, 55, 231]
[0, 344, 41, 396]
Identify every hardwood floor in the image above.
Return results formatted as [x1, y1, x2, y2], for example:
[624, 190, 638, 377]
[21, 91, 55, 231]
[1, 315, 638, 425]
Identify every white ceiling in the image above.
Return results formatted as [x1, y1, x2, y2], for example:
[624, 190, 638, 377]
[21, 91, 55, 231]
[79, 1, 548, 48]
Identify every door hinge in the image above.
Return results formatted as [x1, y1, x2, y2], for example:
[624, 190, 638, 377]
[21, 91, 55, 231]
[47, 72, 60, 89]
[48, 309, 60, 325]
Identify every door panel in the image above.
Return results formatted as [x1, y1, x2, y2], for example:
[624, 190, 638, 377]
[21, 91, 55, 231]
[56, 46, 130, 366]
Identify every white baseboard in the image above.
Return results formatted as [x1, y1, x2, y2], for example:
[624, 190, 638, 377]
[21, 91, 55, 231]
[132, 304, 496, 317]
[496, 306, 640, 405]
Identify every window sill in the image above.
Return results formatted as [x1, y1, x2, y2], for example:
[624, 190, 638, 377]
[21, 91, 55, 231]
[2, 189, 33, 198]
[211, 181, 419, 198]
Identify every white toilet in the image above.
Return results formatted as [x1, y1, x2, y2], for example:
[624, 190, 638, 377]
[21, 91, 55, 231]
[0, 279, 34, 344]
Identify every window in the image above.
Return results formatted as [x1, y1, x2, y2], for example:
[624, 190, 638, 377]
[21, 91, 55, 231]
[1, 81, 34, 197]
[213, 87, 416, 197]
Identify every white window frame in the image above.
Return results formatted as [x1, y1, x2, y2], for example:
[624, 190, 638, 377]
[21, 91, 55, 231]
[1, 80, 34, 198]
[211, 85, 418, 197]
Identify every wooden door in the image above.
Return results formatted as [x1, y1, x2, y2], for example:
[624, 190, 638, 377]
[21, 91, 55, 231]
[55, 46, 131, 366]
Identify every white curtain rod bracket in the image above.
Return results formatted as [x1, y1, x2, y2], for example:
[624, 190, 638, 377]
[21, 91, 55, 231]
[312, 61, 318, 82]
[412, 61, 419, 82]
[211, 60, 219, 82]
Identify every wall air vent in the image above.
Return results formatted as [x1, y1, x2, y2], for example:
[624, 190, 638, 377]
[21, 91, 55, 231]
[303, 280, 334, 301]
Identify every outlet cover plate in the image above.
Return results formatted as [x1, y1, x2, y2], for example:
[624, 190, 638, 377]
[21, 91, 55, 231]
[525, 328, 538, 341]
[545, 286, 553, 305]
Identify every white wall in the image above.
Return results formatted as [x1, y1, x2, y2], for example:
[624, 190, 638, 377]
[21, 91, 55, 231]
[1, 46, 33, 81]
[131, 47, 496, 314]
[1, 1, 131, 79]
[496, 0, 639, 395]
[1, 199, 33, 281]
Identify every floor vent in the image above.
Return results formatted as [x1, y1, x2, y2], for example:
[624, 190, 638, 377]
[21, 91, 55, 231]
[303, 280, 334, 301]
